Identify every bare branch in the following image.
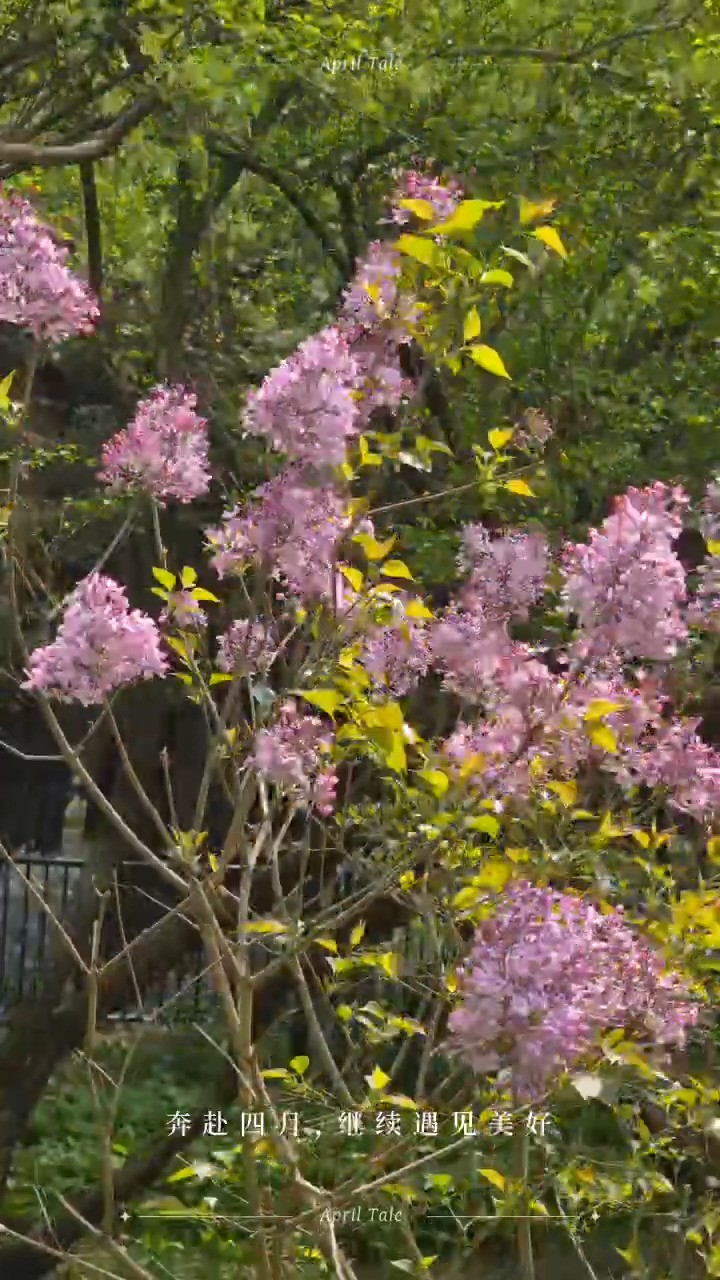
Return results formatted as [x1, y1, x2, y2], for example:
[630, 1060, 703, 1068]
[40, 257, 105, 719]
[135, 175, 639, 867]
[0, 96, 157, 172]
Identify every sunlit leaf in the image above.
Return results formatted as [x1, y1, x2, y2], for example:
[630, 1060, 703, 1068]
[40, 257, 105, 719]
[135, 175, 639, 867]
[488, 428, 514, 450]
[533, 225, 568, 258]
[468, 344, 510, 378]
[504, 478, 535, 496]
[463, 306, 481, 341]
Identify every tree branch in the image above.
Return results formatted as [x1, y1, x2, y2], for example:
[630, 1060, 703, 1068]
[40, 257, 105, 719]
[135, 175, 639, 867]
[0, 96, 158, 173]
[80, 160, 103, 305]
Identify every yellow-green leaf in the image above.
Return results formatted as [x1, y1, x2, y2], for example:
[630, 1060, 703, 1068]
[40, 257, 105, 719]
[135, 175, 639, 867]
[152, 567, 176, 590]
[468, 344, 511, 379]
[480, 269, 514, 287]
[548, 780, 577, 806]
[298, 689, 343, 717]
[419, 769, 449, 797]
[180, 566, 197, 588]
[381, 559, 414, 580]
[590, 725, 618, 753]
[290, 1055, 310, 1075]
[479, 1168, 506, 1192]
[429, 199, 504, 235]
[363, 701, 404, 730]
[452, 886, 480, 910]
[340, 565, 363, 592]
[191, 587, 220, 603]
[707, 836, 720, 863]
[316, 937, 338, 953]
[504, 478, 535, 497]
[708, 540, 720, 556]
[262, 1068, 290, 1079]
[0, 370, 14, 409]
[366, 1066, 391, 1091]
[396, 198, 435, 220]
[488, 428, 514, 450]
[533, 225, 568, 258]
[399, 870, 416, 890]
[466, 814, 500, 837]
[583, 699, 624, 721]
[396, 234, 439, 267]
[245, 920, 289, 934]
[350, 921, 366, 948]
[353, 532, 396, 561]
[519, 196, 557, 224]
[337, 1004, 353, 1022]
[463, 307, 481, 342]
[405, 599, 433, 619]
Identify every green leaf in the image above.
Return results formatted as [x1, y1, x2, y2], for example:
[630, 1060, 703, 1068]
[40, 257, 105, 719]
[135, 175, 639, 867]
[480, 269, 514, 287]
[152, 567, 176, 590]
[466, 814, 500, 837]
[298, 688, 343, 716]
[479, 1168, 506, 1192]
[396, 234, 439, 267]
[180, 566, 197, 588]
[290, 1055, 310, 1075]
[468, 344, 511, 378]
[419, 769, 449, 797]
[209, 672, 233, 685]
[262, 1068, 290, 1079]
[244, 920, 289, 934]
[463, 306, 481, 341]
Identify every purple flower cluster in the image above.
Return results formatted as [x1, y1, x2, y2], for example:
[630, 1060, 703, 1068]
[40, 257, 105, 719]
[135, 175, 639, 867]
[22, 573, 167, 705]
[243, 325, 364, 468]
[562, 483, 689, 661]
[459, 528, 548, 623]
[217, 619, 277, 674]
[206, 468, 351, 602]
[253, 699, 338, 815]
[388, 167, 464, 224]
[99, 385, 211, 504]
[0, 191, 98, 341]
[447, 881, 698, 1101]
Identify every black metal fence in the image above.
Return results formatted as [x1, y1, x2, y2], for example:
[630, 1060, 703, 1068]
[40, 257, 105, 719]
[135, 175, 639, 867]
[0, 855, 217, 1025]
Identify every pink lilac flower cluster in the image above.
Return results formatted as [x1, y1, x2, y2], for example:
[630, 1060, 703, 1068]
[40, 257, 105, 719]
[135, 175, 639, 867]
[217, 619, 277, 674]
[22, 573, 167, 705]
[361, 618, 433, 695]
[446, 881, 698, 1101]
[388, 166, 464, 224]
[206, 468, 351, 601]
[240, 169, 459, 470]
[99, 385, 211, 504]
[0, 191, 98, 341]
[243, 325, 364, 468]
[253, 699, 338, 815]
[341, 241, 405, 329]
[562, 483, 689, 661]
[459, 527, 548, 623]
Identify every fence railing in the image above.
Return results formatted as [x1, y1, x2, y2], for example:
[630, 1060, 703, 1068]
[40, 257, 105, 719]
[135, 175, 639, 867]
[0, 854, 217, 1024]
